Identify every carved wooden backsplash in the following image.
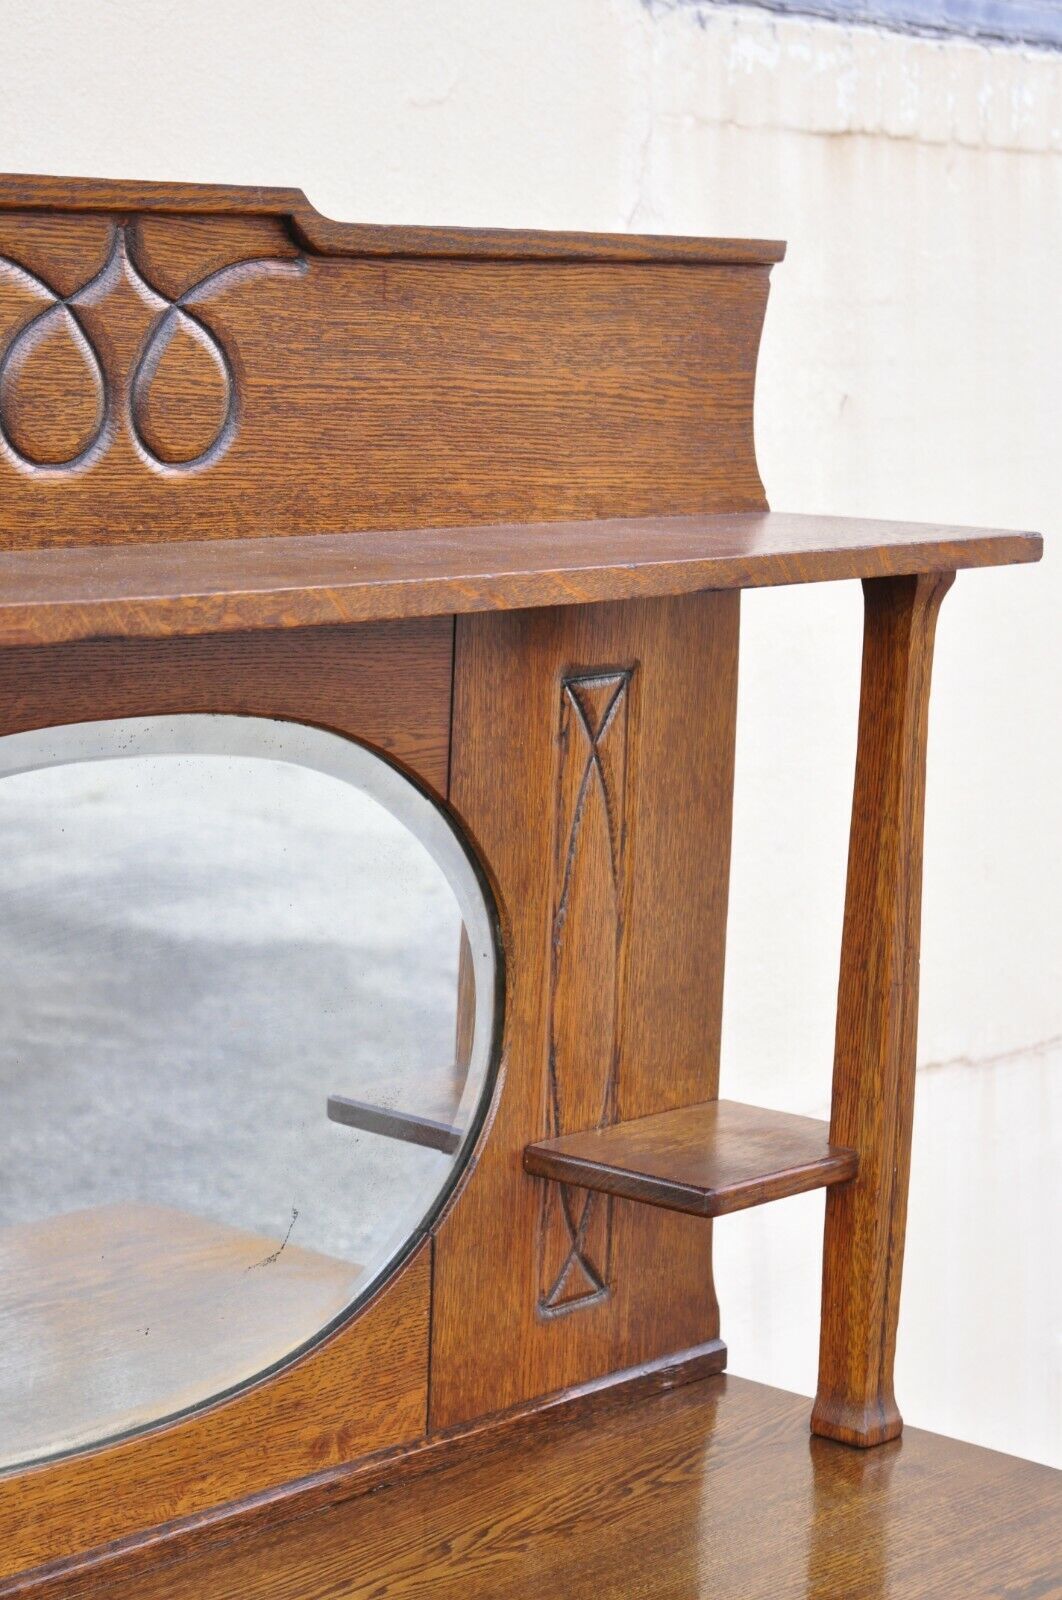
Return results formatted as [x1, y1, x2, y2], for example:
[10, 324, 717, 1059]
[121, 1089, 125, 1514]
[0, 215, 304, 475]
[0, 177, 774, 548]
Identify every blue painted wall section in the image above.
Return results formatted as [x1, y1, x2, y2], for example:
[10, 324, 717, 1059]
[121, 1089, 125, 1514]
[695, 0, 1062, 48]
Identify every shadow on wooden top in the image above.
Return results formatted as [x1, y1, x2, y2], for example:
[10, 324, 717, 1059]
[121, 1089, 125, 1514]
[0, 174, 786, 264]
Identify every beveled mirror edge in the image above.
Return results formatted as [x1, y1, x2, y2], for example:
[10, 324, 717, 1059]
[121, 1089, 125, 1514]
[0, 712, 504, 1475]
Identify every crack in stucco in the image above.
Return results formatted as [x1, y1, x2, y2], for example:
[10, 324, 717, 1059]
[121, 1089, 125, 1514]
[653, 105, 1061, 152]
[624, 0, 659, 227]
[798, 1034, 1061, 1118]
[917, 1033, 1062, 1074]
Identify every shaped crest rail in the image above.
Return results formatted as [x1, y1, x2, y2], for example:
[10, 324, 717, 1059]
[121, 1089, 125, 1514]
[0, 173, 778, 549]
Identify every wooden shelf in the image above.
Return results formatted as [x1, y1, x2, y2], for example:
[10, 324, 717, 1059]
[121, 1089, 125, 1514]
[0, 512, 1040, 648]
[327, 1093, 461, 1155]
[523, 1099, 858, 1217]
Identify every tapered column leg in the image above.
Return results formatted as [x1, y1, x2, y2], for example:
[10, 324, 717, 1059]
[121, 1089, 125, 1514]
[812, 570, 954, 1447]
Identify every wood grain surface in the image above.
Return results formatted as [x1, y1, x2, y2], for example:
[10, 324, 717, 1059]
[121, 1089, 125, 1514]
[524, 1100, 858, 1217]
[0, 174, 786, 264]
[3, 1344, 729, 1598]
[0, 514, 1040, 648]
[0, 618, 454, 796]
[20, 1374, 1057, 1600]
[0, 173, 1045, 1586]
[0, 1243, 431, 1583]
[430, 591, 739, 1426]
[536, 663, 632, 1315]
[0, 199, 773, 548]
[813, 572, 954, 1448]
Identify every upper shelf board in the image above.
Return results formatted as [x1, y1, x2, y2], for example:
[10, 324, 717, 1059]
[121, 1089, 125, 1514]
[0, 512, 1040, 649]
[0, 173, 785, 265]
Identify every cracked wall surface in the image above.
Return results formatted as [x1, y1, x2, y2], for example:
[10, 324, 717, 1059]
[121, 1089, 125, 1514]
[1, 0, 1059, 1466]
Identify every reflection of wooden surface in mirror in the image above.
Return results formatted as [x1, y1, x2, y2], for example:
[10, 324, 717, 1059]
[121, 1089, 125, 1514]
[0, 1240, 430, 1581]
[332, 1062, 470, 1128]
[326, 1054, 475, 1155]
[327, 1094, 461, 1155]
[0, 1202, 359, 1472]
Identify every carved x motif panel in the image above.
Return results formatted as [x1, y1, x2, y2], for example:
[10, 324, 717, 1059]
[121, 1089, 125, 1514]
[538, 668, 633, 1317]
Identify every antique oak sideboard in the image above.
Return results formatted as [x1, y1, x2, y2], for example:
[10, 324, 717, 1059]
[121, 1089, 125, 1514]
[0, 175, 1051, 1597]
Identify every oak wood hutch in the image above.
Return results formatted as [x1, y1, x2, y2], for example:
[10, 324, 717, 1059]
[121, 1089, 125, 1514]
[0, 174, 1050, 1597]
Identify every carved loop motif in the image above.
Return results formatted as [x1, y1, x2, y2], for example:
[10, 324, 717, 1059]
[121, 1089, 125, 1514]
[0, 223, 304, 474]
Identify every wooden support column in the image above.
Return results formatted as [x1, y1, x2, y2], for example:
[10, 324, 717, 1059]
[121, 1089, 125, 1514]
[813, 570, 954, 1448]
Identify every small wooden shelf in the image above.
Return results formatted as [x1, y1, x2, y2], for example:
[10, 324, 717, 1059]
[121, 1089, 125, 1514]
[523, 1100, 858, 1217]
[327, 1093, 461, 1155]
[0, 512, 1039, 648]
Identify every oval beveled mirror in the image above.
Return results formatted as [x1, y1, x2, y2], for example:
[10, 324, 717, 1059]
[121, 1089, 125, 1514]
[0, 715, 499, 1471]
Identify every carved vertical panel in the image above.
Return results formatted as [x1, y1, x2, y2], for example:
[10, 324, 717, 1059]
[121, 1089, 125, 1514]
[434, 596, 736, 1427]
[538, 669, 633, 1315]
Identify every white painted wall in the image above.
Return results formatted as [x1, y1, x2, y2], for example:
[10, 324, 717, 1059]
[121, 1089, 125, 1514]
[2, 0, 1058, 1466]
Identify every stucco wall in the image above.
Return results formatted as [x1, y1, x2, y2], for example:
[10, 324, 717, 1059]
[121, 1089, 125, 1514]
[2, 0, 1058, 1465]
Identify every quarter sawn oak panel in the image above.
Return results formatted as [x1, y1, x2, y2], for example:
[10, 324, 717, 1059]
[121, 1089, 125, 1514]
[0, 200, 772, 547]
[0, 617, 454, 797]
[430, 592, 739, 1426]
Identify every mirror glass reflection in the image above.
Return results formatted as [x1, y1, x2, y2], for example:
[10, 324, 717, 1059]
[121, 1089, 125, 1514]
[0, 715, 497, 1470]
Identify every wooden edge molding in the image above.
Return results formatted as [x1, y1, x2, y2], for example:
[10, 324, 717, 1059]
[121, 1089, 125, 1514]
[0, 173, 787, 264]
[0, 1341, 728, 1598]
